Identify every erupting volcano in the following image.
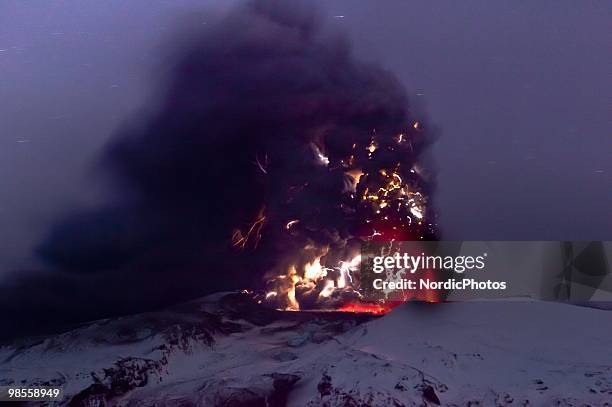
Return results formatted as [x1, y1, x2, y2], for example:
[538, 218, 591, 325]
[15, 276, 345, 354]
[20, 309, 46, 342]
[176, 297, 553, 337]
[11, 1, 440, 336]
[258, 122, 436, 313]
[251, 125, 438, 312]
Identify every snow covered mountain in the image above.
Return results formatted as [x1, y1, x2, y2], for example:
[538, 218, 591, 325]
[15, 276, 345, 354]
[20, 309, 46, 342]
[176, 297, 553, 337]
[1, 292, 610, 406]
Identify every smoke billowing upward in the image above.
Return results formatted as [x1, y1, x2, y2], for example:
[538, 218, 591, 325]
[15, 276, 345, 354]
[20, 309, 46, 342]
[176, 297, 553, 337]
[1, 1, 436, 339]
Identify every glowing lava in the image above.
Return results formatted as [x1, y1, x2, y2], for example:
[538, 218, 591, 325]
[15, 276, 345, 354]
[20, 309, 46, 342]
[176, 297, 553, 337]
[247, 123, 438, 311]
[338, 302, 393, 315]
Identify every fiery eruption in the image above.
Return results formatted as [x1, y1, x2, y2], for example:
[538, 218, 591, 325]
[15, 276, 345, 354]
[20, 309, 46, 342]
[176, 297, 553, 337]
[250, 123, 438, 312]
[6, 1, 440, 338]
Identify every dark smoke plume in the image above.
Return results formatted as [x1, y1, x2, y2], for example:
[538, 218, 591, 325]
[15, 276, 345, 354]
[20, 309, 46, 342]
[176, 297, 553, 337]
[1, 1, 435, 340]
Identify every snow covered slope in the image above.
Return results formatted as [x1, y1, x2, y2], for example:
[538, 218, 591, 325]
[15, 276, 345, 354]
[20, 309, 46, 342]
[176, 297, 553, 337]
[1, 292, 610, 406]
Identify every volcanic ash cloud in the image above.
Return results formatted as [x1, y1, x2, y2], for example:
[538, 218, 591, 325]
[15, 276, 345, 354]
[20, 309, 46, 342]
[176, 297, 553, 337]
[2, 0, 437, 338]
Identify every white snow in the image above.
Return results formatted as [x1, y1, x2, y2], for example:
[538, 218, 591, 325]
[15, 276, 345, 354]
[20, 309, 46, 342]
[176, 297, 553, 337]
[1, 295, 610, 406]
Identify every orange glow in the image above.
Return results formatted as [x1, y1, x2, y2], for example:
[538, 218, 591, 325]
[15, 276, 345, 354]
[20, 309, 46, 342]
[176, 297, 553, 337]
[338, 302, 394, 315]
[232, 207, 266, 250]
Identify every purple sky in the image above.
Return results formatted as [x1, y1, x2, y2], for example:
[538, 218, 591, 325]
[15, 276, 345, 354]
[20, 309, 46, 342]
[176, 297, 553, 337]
[0, 0, 610, 276]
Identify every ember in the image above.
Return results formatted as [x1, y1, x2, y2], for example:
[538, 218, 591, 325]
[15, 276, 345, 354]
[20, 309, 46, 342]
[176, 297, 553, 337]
[259, 123, 439, 311]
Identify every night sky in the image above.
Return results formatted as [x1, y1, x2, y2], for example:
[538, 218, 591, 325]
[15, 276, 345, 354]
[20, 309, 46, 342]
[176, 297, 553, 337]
[1, 0, 610, 279]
